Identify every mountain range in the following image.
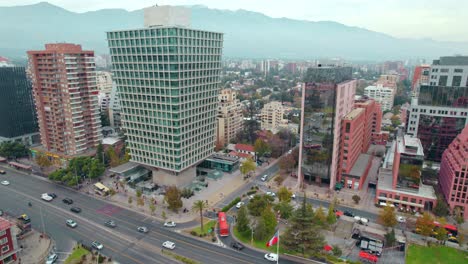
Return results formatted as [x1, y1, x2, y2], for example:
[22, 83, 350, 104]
[1, 2, 467, 61]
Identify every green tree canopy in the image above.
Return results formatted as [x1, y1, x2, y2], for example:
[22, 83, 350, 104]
[378, 206, 398, 228]
[236, 205, 250, 233]
[240, 158, 256, 177]
[192, 200, 208, 232]
[415, 212, 435, 237]
[247, 195, 273, 216]
[262, 206, 278, 239]
[277, 186, 292, 203]
[274, 201, 294, 220]
[254, 138, 270, 157]
[0, 141, 29, 158]
[164, 186, 183, 212]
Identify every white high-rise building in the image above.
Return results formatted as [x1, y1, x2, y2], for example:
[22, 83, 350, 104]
[107, 6, 224, 185]
[261, 101, 285, 134]
[364, 84, 395, 111]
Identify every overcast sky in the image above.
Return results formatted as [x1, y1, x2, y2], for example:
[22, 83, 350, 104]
[2, 0, 467, 42]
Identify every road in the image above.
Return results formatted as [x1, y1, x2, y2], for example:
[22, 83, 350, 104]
[0, 167, 296, 264]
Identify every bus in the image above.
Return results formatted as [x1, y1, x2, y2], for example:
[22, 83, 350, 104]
[218, 212, 229, 237]
[415, 221, 458, 237]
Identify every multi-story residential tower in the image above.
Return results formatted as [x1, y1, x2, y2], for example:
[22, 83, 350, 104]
[216, 89, 243, 146]
[28, 44, 102, 159]
[407, 56, 468, 161]
[107, 6, 223, 185]
[364, 84, 395, 111]
[260, 101, 285, 134]
[96, 71, 113, 95]
[0, 67, 39, 145]
[439, 125, 468, 220]
[411, 65, 430, 93]
[298, 66, 355, 189]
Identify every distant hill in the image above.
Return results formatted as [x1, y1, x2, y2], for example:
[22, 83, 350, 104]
[1, 2, 467, 60]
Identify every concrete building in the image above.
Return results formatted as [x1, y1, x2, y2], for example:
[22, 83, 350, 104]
[216, 89, 243, 146]
[107, 6, 223, 186]
[0, 217, 19, 264]
[439, 125, 468, 220]
[364, 84, 395, 111]
[376, 135, 437, 212]
[108, 83, 121, 129]
[27, 43, 102, 161]
[411, 65, 430, 93]
[298, 66, 356, 189]
[354, 98, 384, 146]
[0, 67, 40, 145]
[260, 101, 285, 134]
[406, 56, 468, 162]
[96, 71, 113, 95]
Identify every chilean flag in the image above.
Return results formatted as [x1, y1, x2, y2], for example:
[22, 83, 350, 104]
[266, 231, 279, 247]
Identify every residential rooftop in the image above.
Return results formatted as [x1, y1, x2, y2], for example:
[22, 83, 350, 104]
[343, 108, 364, 121]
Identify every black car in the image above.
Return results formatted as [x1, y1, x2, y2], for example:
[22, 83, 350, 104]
[105, 220, 116, 228]
[62, 198, 73, 205]
[231, 242, 244, 250]
[344, 210, 354, 217]
[70, 207, 81, 213]
[48, 193, 57, 199]
[0, 170, 5, 174]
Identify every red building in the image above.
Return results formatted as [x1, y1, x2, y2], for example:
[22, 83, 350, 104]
[27, 44, 102, 159]
[0, 217, 19, 264]
[439, 125, 468, 220]
[355, 98, 383, 147]
[411, 65, 430, 92]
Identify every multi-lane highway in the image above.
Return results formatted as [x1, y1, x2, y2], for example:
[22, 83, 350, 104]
[0, 166, 297, 264]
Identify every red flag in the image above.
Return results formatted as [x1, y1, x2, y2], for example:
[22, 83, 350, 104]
[266, 231, 279, 247]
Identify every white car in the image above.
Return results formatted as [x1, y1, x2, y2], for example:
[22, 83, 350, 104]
[264, 253, 278, 262]
[66, 219, 77, 228]
[248, 195, 254, 200]
[137, 226, 148, 233]
[1, 180, 9, 186]
[162, 241, 175, 250]
[266, 191, 276, 197]
[41, 193, 53, 201]
[261, 175, 268, 181]
[291, 193, 296, 199]
[164, 221, 176, 227]
[397, 216, 406, 223]
[236, 202, 245, 209]
[91, 241, 103, 250]
[45, 253, 58, 264]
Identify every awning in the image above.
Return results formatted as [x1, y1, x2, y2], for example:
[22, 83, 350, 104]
[8, 161, 32, 170]
[0, 157, 7, 162]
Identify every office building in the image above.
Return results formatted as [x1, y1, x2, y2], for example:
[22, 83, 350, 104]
[406, 56, 468, 161]
[364, 84, 395, 111]
[376, 134, 436, 212]
[411, 65, 430, 93]
[216, 89, 243, 146]
[28, 43, 102, 160]
[107, 6, 223, 186]
[439, 125, 468, 220]
[298, 66, 356, 189]
[260, 101, 285, 134]
[0, 67, 39, 145]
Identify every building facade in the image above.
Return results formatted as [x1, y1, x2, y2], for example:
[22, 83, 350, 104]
[96, 71, 113, 95]
[216, 89, 243, 146]
[407, 56, 468, 162]
[260, 101, 285, 134]
[364, 84, 395, 111]
[439, 125, 468, 220]
[411, 65, 430, 93]
[107, 6, 223, 185]
[28, 44, 102, 158]
[298, 66, 356, 189]
[108, 83, 121, 129]
[0, 67, 40, 145]
[0, 217, 19, 264]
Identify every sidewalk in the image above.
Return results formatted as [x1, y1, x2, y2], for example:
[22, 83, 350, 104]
[16, 229, 52, 264]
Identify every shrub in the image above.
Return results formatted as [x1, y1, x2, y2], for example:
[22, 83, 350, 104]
[181, 188, 194, 199]
[221, 197, 241, 212]
[190, 230, 197, 236]
[246, 190, 257, 195]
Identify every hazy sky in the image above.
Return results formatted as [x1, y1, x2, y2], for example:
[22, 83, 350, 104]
[2, 0, 467, 42]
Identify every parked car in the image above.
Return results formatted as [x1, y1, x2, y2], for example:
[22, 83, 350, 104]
[105, 220, 116, 228]
[264, 253, 278, 262]
[291, 193, 296, 199]
[62, 198, 73, 205]
[45, 253, 58, 264]
[164, 221, 176, 227]
[397, 216, 406, 223]
[92, 241, 103, 250]
[66, 219, 77, 228]
[48, 193, 57, 199]
[0, 170, 6, 174]
[236, 202, 245, 209]
[261, 175, 268, 181]
[344, 210, 354, 217]
[162, 241, 175, 250]
[1, 180, 10, 186]
[137, 226, 148, 233]
[231, 242, 244, 250]
[70, 207, 81, 213]
[266, 191, 276, 197]
[41, 193, 53, 201]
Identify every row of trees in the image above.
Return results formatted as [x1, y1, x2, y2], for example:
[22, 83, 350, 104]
[48, 156, 105, 186]
[0, 141, 29, 159]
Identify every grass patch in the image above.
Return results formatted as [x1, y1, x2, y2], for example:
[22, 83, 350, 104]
[191, 220, 217, 236]
[233, 226, 287, 254]
[64, 246, 90, 264]
[406, 244, 468, 264]
[162, 249, 201, 264]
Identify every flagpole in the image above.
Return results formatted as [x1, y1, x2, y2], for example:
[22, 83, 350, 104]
[277, 227, 279, 264]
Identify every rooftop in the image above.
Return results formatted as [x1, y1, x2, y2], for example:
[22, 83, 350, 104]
[235, 143, 255, 152]
[377, 168, 436, 201]
[109, 161, 141, 174]
[343, 108, 364, 121]
[0, 217, 12, 231]
[397, 135, 424, 157]
[346, 153, 372, 178]
[433, 56, 468, 66]
[102, 137, 121, 145]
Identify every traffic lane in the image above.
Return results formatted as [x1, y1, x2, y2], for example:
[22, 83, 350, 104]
[0, 184, 171, 264]
[301, 196, 377, 221]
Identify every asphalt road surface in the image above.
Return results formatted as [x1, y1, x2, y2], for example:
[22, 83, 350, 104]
[0, 166, 296, 264]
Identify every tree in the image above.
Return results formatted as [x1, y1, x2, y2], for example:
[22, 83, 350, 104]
[415, 212, 435, 237]
[106, 146, 120, 167]
[96, 143, 105, 164]
[254, 139, 270, 157]
[332, 245, 342, 257]
[136, 189, 142, 198]
[88, 158, 105, 179]
[35, 153, 52, 168]
[137, 197, 144, 207]
[352, 195, 361, 204]
[274, 202, 294, 220]
[164, 186, 183, 212]
[100, 112, 110, 127]
[434, 217, 448, 243]
[192, 200, 208, 232]
[282, 196, 325, 257]
[277, 186, 292, 203]
[384, 229, 397, 247]
[254, 217, 268, 240]
[433, 196, 449, 217]
[236, 206, 250, 233]
[0, 141, 29, 159]
[128, 196, 133, 205]
[314, 206, 327, 226]
[279, 154, 295, 172]
[327, 199, 337, 225]
[247, 195, 273, 216]
[262, 206, 278, 239]
[240, 158, 256, 178]
[378, 206, 398, 228]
